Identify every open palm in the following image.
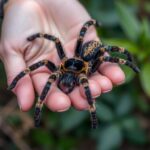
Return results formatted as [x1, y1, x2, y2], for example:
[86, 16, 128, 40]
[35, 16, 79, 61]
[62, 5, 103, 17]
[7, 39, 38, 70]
[0, 0, 125, 112]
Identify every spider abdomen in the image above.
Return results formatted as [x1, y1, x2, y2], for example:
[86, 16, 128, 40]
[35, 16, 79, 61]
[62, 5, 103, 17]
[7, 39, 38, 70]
[81, 41, 103, 61]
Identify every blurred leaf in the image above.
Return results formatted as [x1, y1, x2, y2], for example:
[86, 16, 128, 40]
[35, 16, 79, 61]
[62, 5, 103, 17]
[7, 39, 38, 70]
[60, 108, 87, 132]
[121, 117, 139, 131]
[100, 91, 118, 106]
[97, 124, 122, 150]
[45, 112, 60, 128]
[139, 18, 150, 47]
[141, 18, 150, 40]
[125, 128, 148, 145]
[115, 94, 134, 117]
[135, 96, 150, 113]
[7, 115, 22, 126]
[116, 2, 140, 41]
[89, 0, 119, 26]
[137, 49, 149, 62]
[31, 129, 54, 146]
[97, 102, 114, 122]
[144, 1, 150, 13]
[122, 66, 135, 83]
[140, 62, 150, 97]
[57, 137, 76, 150]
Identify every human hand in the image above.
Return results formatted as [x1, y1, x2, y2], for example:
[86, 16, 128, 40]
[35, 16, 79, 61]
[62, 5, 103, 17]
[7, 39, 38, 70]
[0, 0, 125, 112]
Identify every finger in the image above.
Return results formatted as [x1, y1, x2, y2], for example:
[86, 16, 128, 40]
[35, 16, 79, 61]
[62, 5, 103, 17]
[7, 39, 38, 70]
[69, 87, 89, 110]
[69, 79, 101, 110]
[79, 79, 101, 99]
[47, 89, 71, 112]
[89, 72, 113, 93]
[3, 54, 34, 111]
[32, 72, 71, 112]
[99, 63, 125, 85]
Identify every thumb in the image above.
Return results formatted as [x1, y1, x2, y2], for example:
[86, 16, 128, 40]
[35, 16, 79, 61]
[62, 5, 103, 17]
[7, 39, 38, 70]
[2, 49, 35, 111]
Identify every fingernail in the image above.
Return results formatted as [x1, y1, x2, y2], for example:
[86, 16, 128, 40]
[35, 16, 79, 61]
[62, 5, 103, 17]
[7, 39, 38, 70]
[116, 80, 125, 85]
[18, 101, 22, 111]
[103, 89, 112, 93]
[83, 107, 89, 110]
[57, 107, 69, 112]
[93, 94, 100, 98]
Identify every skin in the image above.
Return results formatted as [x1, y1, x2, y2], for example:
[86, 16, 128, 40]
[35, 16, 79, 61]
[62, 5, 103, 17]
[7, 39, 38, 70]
[0, 0, 125, 112]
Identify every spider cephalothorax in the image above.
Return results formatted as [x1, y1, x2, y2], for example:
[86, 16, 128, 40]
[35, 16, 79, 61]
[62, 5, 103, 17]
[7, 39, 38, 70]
[8, 19, 140, 129]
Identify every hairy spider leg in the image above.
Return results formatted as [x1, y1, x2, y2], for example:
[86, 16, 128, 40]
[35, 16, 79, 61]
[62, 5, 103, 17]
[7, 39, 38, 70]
[79, 74, 98, 129]
[34, 72, 59, 127]
[75, 19, 100, 57]
[27, 33, 66, 60]
[8, 60, 57, 90]
[89, 59, 101, 74]
[101, 45, 134, 62]
[99, 56, 140, 73]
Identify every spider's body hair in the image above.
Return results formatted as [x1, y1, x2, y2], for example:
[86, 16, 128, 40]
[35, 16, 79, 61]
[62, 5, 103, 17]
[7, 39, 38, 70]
[8, 19, 139, 129]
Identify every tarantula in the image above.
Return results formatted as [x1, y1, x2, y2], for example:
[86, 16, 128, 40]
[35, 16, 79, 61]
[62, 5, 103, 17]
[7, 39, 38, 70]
[8, 19, 140, 129]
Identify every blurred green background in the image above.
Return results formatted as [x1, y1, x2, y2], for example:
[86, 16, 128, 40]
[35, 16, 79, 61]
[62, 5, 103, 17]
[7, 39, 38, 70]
[0, 0, 150, 150]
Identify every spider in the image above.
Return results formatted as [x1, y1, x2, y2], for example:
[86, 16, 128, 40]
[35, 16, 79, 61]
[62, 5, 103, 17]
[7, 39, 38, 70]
[8, 19, 140, 129]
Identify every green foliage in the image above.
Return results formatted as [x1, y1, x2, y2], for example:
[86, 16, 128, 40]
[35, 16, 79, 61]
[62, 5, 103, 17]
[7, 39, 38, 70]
[0, 0, 150, 150]
[140, 63, 150, 97]
[97, 102, 114, 122]
[59, 108, 87, 132]
[115, 94, 134, 117]
[97, 124, 122, 150]
[140, 18, 150, 46]
[116, 2, 141, 41]
[31, 129, 54, 146]
[122, 117, 148, 144]
[6, 115, 22, 126]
